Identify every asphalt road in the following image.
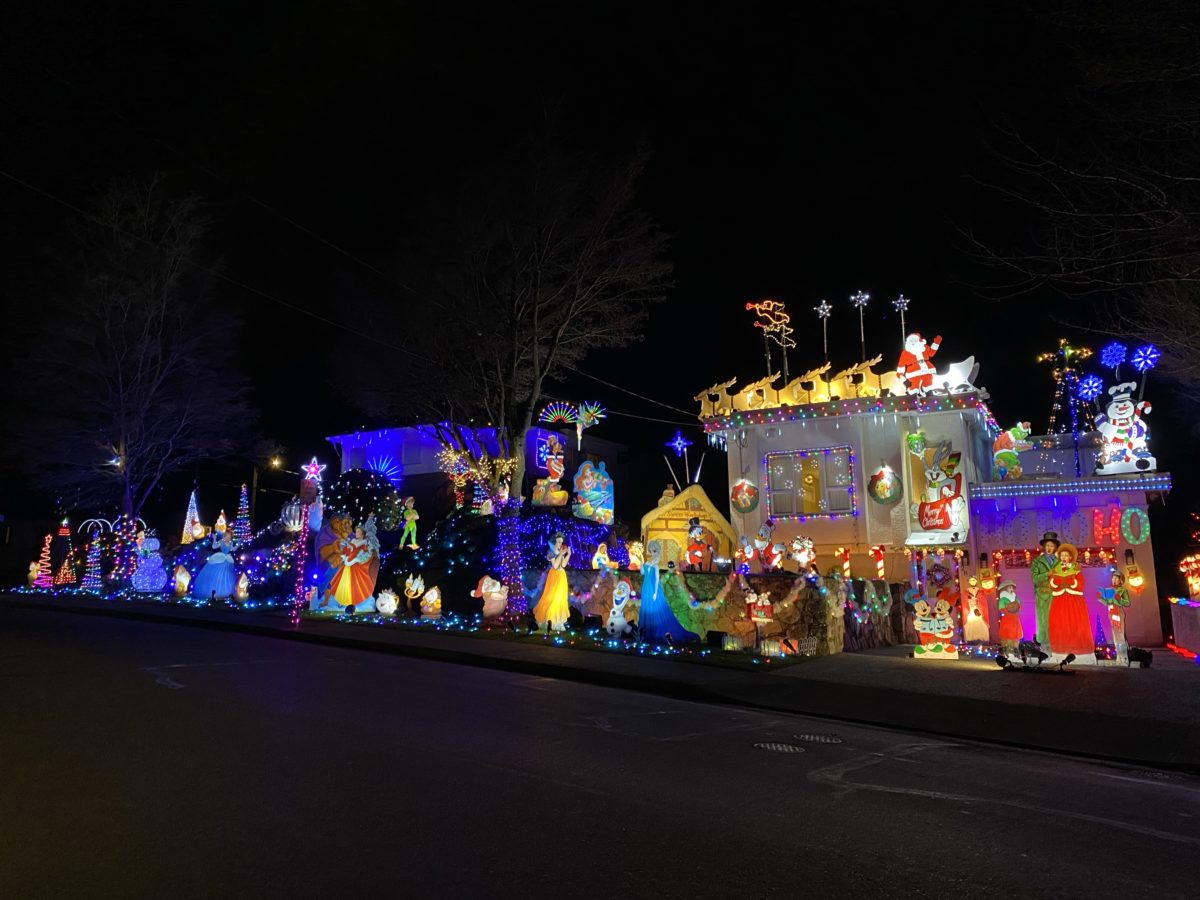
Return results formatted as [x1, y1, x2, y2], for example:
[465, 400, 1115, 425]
[2, 606, 1198, 899]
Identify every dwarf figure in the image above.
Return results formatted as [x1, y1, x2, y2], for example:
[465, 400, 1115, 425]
[896, 332, 942, 394]
[471, 574, 509, 619]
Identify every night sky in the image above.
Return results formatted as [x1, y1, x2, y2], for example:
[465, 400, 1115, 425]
[2, 5, 1191, 585]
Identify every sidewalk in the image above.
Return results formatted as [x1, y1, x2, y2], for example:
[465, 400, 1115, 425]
[4, 592, 1198, 771]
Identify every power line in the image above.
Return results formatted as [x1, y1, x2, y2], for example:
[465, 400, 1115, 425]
[561, 363, 696, 417]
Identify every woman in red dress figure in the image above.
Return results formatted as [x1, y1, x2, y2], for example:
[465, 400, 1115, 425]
[1047, 543, 1093, 655]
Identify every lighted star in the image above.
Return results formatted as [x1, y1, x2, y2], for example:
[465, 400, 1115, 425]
[892, 293, 910, 312]
[666, 430, 693, 457]
[849, 290, 870, 309]
[814, 300, 832, 318]
[302, 457, 326, 482]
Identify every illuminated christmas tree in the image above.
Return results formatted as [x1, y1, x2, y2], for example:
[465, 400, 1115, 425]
[82, 538, 103, 592]
[33, 534, 53, 588]
[107, 515, 139, 586]
[233, 484, 251, 544]
[1037, 339, 1096, 435]
[181, 490, 200, 544]
[53, 555, 76, 586]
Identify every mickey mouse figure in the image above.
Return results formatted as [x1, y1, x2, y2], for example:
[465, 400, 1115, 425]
[1095, 381, 1154, 475]
[683, 517, 709, 572]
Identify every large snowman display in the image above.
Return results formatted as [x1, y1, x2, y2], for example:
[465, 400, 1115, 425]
[1095, 381, 1155, 475]
[131, 531, 169, 592]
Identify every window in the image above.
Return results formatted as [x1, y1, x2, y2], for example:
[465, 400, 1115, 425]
[765, 446, 855, 518]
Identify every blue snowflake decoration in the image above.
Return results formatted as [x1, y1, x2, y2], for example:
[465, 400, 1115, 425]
[1099, 341, 1127, 370]
[1076, 374, 1104, 402]
[1131, 344, 1161, 372]
[666, 430, 692, 457]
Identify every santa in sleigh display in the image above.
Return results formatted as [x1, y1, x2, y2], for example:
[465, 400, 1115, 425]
[896, 333, 941, 393]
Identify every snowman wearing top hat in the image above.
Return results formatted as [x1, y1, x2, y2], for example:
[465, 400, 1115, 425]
[1095, 381, 1154, 475]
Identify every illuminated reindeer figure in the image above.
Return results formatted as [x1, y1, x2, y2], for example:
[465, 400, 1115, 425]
[695, 378, 737, 418]
[830, 355, 883, 398]
[734, 373, 781, 411]
[782, 363, 832, 405]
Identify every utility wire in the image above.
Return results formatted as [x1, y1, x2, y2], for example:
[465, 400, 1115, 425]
[561, 363, 697, 417]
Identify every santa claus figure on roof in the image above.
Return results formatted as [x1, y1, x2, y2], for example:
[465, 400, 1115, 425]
[896, 332, 942, 394]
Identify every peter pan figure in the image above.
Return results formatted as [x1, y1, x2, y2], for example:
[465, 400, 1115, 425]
[1029, 531, 1059, 646]
[399, 497, 420, 549]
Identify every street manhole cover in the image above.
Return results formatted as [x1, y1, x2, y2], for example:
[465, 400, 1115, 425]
[793, 733, 843, 744]
[754, 742, 806, 754]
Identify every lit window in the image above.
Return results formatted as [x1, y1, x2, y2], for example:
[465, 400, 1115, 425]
[766, 447, 854, 517]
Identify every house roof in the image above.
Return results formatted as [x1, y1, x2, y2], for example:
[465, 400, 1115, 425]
[640, 484, 738, 547]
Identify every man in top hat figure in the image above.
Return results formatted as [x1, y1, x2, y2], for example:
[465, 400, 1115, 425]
[1029, 531, 1059, 646]
[683, 517, 708, 572]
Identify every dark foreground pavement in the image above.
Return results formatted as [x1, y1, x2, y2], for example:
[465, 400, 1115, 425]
[2, 606, 1199, 899]
[4, 593, 1198, 770]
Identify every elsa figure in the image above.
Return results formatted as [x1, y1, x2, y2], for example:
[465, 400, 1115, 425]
[191, 531, 238, 600]
[637, 542, 698, 644]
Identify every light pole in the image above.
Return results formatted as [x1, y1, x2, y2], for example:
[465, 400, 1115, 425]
[251, 456, 285, 529]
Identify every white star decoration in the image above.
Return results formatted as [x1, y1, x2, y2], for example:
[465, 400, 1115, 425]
[302, 457, 326, 482]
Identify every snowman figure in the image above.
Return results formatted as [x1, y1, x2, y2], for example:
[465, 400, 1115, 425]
[1095, 381, 1155, 475]
[131, 531, 169, 592]
[606, 579, 634, 636]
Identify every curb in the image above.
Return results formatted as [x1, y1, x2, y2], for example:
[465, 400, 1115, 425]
[4, 597, 1198, 776]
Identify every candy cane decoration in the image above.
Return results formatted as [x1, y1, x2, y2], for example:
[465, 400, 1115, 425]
[837, 546, 851, 580]
[871, 545, 885, 581]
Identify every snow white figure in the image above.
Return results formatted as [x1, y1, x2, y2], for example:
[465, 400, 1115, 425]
[532, 532, 571, 630]
[637, 542, 698, 644]
[191, 530, 238, 600]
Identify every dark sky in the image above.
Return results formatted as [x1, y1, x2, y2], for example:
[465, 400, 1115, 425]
[2, 3, 1191, 581]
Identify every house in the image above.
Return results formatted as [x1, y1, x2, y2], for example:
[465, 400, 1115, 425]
[698, 358, 1170, 647]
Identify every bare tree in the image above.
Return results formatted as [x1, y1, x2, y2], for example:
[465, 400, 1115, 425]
[16, 175, 254, 516]
[966, 1, 1200, 385]
[356, 146, 671, 498]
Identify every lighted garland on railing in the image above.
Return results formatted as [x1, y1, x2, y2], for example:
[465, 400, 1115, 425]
[703, 392, 1000, 436]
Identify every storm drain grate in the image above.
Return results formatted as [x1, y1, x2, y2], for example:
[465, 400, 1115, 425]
[754, 742, 806, 753]
[792, 733, 844, 744]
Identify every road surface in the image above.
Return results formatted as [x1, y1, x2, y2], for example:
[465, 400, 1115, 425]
[2, 606, 1197, 898]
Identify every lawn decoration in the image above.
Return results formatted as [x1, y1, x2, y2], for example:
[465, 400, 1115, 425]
[1094, 381, 1155, 475]
[376, 588, 399, 616]
[471, 575, 509, 620]
[571, 460, 614, 525]
[606, 579, 634, 636]
[532, 434, 569, 507]
[992, 421, 1033, 481]
[131, 531, 168, 592]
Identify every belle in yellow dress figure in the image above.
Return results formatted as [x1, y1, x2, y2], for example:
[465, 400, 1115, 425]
[533, 532, 571, 630]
